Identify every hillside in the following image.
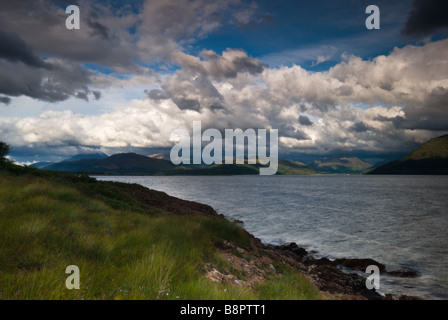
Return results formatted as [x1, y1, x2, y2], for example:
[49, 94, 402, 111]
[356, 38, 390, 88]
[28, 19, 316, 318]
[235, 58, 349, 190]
[277, 159, 317, 175]
[43, 153, 176, 175]
[402, 135, 448, 161]
[369, 135, 448, 175]
[309, 157, 372, 174]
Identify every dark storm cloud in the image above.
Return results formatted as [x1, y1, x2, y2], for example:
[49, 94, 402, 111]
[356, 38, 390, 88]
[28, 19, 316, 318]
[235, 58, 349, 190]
[298, 115, 313, 126]
[282, 128, 310, 140]
[172, 49, 266, 80]
[374, 115, 406, 127]
[87, 11, 113, 40]
[403, 87, 448, 131]
[145, 89, 168, 100]
[350, 121, 370, 133]
[201, 49, 265, 78]
[0, 1, 118, 103]
[0, 0, 138, 72]
[172, 98, 201, 111]
[92, 90, 101, 100]
[402, 0, 448, 36]
[374, 87, 448, 131]
[0, 58, 96, 103]
[0, 30, 50, 69]
[75, 91, 89, 101]
[0, 96, 11, 105]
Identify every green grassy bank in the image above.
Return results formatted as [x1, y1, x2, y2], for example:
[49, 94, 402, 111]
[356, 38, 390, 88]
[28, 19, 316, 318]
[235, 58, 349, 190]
[0, 161, 321, 300]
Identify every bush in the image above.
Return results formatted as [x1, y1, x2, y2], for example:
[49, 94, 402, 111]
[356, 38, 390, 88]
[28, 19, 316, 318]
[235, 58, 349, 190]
[0, 141, 10, 159]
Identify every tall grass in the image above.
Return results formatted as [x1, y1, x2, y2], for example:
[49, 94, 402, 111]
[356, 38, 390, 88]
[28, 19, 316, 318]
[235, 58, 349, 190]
[0, 171, 321, 300]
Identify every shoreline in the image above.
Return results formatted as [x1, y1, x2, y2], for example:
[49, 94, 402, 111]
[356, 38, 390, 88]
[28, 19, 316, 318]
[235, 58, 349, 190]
[219, 226, 422, 300]
[258, 241, 422, 300]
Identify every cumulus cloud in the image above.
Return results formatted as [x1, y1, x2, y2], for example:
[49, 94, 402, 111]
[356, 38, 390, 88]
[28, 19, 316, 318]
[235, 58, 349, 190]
[0, 99, 191, 150]
[261, 39, 448, 129]
[151, 71, 225, 111]
[171, 49, 265, 80]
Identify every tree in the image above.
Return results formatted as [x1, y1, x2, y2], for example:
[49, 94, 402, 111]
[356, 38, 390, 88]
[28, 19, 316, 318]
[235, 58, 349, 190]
[0, 141, 10, 159]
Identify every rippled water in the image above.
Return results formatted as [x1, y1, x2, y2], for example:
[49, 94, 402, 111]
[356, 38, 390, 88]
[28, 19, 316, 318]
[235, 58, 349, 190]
[95, 175, 448, 299]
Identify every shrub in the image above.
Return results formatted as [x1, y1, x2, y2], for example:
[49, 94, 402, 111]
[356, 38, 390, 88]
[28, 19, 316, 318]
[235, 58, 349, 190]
[0, 141, 10, 159]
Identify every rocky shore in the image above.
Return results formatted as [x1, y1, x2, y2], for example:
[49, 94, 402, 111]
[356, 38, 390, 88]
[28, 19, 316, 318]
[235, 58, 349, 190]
[273, 242, 420, 300]
[209, 229, 422, 300]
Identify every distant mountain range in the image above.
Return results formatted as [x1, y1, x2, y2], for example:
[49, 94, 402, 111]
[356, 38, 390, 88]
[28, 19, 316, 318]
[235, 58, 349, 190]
[368, 134, 448, 175]
[42, 153, 176, 175]
[30, 152, 109, 169]
[27, 135, 448, 175]
[33, 151, 375, 175]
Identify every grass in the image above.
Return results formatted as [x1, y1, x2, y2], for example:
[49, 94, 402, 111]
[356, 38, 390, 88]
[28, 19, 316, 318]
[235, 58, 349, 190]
[0, 161, 322, 300]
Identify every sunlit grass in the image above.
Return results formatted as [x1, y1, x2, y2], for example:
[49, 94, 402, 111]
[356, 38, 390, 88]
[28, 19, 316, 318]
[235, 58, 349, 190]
[0, 169, 322, 300]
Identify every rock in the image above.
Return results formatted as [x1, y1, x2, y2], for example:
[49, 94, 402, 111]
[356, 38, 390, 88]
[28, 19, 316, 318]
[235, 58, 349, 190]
[332, 258, 386, 273]
[310, 257, 332, 266]
[292, 247, 308, 257]
[236, 247, 246, 254]
[215, 240, 235, 250]
[205, 268, 248, 286]
[278, 242, 308, 257]
[310, 264, 382, 300]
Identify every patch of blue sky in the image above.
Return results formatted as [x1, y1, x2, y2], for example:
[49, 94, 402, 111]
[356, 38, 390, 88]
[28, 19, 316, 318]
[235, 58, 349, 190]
[145, 62, 181, 76]
[193, 0, 416, 72]
[349, 101, 387, 110]
[82, 63, 116, 75]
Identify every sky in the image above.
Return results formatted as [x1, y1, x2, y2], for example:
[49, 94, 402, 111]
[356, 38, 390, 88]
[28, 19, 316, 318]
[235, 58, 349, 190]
[1, 0, 448, 164]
